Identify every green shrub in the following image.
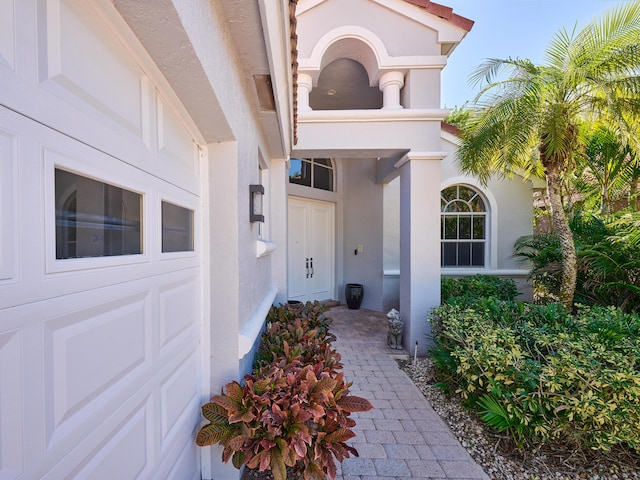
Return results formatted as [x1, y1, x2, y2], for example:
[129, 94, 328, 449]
[197, 302, 373, 480]
[441, 274, 520, 304]
[253, 302, 337, 374]
[430, 299, 640, 453]
[514, 212, 640, 312]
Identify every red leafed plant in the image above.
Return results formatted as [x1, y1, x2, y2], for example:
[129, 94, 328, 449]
[196, 303, 373, 480]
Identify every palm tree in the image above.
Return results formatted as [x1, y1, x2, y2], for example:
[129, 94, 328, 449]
[457, 2, 640, 308]
[576, 123, 637, 215]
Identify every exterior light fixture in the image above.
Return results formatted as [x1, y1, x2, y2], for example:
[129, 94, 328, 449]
[249, 184, 264, 222]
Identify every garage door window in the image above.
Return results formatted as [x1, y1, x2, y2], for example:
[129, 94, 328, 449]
[55, 169, 142, 259]
[162, 201, 194, 252]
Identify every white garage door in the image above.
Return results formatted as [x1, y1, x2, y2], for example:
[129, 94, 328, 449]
[0, 1, 202, 479]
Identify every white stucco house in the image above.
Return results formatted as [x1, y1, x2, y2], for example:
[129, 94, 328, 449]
[0, 0, 534, 478]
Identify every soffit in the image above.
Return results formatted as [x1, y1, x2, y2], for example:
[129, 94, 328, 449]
[113, 0, 234, 143]
[114, 0, 294, 154]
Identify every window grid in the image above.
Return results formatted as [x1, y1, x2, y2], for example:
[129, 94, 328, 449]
[441, 185, 486, 267]
[289, 158, 334, 192]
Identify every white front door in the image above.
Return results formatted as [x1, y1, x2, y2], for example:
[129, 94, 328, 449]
[288, 197, 335, 302]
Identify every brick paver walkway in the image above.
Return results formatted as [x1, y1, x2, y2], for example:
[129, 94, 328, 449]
[330, 306, 489, 480]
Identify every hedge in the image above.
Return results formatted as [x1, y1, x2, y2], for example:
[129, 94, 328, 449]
[431, 277, 640, 453]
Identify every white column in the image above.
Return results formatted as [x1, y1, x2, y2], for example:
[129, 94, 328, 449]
[398, 153, 444, 355]
[379, 71, 405, 110]
[269, 158, 289, 304]
[206, 140, 242, 480]
[297, 73, 313, 112]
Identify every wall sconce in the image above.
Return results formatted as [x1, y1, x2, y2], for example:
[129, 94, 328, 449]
[250, 184, 264, 223]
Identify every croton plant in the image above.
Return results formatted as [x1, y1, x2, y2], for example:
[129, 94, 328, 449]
[196, 303, 373, 480]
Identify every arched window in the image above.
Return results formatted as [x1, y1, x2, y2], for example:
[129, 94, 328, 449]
[289, 158, 334, 192]
[441, 185, 486, 267]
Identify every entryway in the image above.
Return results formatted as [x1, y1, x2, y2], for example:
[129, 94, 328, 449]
[287, 197, 335, 303]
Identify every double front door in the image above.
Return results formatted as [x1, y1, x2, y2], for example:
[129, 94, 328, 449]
[287, 197, 335, 303]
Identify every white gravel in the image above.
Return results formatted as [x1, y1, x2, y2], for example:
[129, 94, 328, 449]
[399, 357, 640, 480]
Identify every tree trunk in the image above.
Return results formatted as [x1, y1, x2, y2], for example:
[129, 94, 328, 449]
[545, 163, 577, 308]
[630, 177, 639, 212]
[601, 185, 610, 215]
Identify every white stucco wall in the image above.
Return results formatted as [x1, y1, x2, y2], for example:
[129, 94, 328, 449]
[296, 0, 441, 62]
[439, 132, 534, 271]
[382, 130, 534, 307]
[402, 69, 441, 108]
[342, 158, 385, 311]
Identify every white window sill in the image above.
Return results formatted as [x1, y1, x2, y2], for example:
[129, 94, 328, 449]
[256, 240, 276, 258]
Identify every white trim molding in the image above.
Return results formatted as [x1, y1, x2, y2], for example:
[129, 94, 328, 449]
[298, 108, 449, 124]
[298, 25, 448, 84]
[256, 240, 277, 258]
[383, 269, 530, 277]
[394, 151, 448, 169]
[238, 286, 278, 360]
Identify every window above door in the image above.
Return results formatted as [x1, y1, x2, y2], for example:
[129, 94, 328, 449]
[288, 158, 334, 192]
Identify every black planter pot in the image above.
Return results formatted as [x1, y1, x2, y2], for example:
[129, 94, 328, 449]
[345, 283, 364, 310]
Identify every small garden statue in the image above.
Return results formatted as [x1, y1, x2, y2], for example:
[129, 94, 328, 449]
[386, 308, 403, 349]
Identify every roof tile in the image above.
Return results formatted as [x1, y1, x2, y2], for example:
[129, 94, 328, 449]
[403, 1, 474, 32]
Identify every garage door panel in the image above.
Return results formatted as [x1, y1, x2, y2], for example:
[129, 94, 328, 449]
[43, 291, 151, 449]
[157, 95, 199, 192]
[0, 0, 16, 71]
[62, 399, 152, 480]
[0, 1, 203, 476]
[0, 128, 17, 283]
[164, 437, 199, 480]
[39, 0, 149, 141]
[159, 353, 199, 443]
[159, 275, 198, 351]
[0, 329, 23, 479]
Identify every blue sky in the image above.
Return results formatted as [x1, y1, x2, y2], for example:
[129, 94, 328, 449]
[441, 0, 631, 108]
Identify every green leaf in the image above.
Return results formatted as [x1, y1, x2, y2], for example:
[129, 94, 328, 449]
[477, 394, 512, 432]
[270, 448, 287, 480]
[196, 423, 229, 446]
[227, 435, 248, 452]
[315, 376, 337, 394]
[210, 394, 237, 412]
[231, 451, 246, 470]
[201, 402, 229, 423]
[226, 381, 244, 403]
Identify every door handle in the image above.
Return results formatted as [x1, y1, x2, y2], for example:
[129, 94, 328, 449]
[306, 258, 309, 278]
[310, 257, 314, 278]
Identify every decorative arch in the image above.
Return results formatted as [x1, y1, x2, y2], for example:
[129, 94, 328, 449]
[440, 177, 498, 270]
[299, 26, 389, 84]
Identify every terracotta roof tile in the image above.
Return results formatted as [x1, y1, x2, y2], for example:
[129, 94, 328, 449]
[441, 121, 460, 136]
[403, 0, 474, 32]
[290, 0, 299, 144]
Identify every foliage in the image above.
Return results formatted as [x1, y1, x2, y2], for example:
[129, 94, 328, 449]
[196, 302, 373, 480]
[515, 212, 640, 312]
[253, 302, 338, 375]
[430, 299, 640, 453]
[441, 274, 520, 304]
[457, 1, 640, 308]
[573, 123, 638, 215]
[444, 105, 472, 129]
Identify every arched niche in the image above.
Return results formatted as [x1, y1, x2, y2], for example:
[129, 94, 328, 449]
[310, 58, 383, 110]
